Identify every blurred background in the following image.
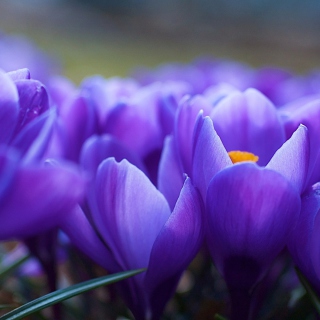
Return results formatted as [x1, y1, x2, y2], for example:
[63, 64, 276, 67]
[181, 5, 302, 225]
[0, 0, 320, 83]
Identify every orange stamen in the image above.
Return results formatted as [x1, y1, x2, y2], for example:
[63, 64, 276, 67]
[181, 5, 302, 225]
[228, 151, 259, 164]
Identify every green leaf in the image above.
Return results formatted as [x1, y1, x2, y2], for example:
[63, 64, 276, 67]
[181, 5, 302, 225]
[0, 268, 145, 320]
[0, 254, 30, 282]
[295, 267, 320, 314]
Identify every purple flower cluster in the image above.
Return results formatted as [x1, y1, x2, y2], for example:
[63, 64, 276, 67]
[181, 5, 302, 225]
[0, 69, 85, 240]
[2, 35, 320, 319]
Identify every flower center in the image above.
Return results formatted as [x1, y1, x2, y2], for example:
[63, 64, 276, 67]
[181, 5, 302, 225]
[228, 151, 259, 164]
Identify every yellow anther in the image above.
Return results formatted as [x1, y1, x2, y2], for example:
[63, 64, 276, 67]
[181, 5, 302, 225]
[228, 151, 259, 164]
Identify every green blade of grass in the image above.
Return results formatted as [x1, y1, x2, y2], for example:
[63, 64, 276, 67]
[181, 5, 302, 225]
[0, 254, 30, 282]
[0, 268, 145, 320]
[295, 267, 320, 314]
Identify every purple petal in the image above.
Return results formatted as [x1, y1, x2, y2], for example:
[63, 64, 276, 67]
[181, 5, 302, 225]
[0, 70, 19, 144]
[288, 183, 320, 292]
[266, 125, 310, 194]
[158, 135, 184, 211]
[174, 95, 212, 174]
[47, 76, 76, 109]
[7, 68, 31, 81]
[90, 158, 171, 271]
[206, 163, 300, 278]
[105, 85, 162, 158]
[211, 88, 285, 165]
[81, 76, 139, 128]
[12, 80, 49, 138]
[11, 108, 56, 163]
[61, 94, 98, 162]
[0, 147, 19, 201]
[80, 134, 146, 177]
[146, 178, 203, 317]
[158, 81, 192, 137]
[284, 99, 320, 187]
[192, 114, 232, 201]
[60, 205, 119, 272]
[0, 162, 86, 240]
[308, 184, 320, 282]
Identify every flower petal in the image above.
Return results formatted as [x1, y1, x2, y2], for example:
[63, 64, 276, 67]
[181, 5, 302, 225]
[13, 80, 49, 138]
[11, 108, 56, 163]
[0, 147, 19, 201]
[266, 125, 310, 193]
[0, 162, 86, 240]
[157, 135, 184, 210]
[90, 158, 171, 271]
[7, 68, 31, 81]
[284, 99, 320, 187]
[192, 114, 232, 201]
[63, 95, 99, 162]
[80, 134, 146, 177]
[206, 163, 300, 276]
[60, 205, 119, 272]
[174, 95, 212, 174]
[0, 70, 19, 144]
[211, 88, 285, 165]
[105, 85, 162, 158]
[288, 183, 320, 292]
[146, 178, 203, 317]
[308, 184, 320, 282]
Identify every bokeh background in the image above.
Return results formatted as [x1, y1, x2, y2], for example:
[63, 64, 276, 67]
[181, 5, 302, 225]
[0, 0, 320, 82]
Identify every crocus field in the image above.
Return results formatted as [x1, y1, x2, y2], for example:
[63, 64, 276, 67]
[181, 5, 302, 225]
[1, 31, 320, 320]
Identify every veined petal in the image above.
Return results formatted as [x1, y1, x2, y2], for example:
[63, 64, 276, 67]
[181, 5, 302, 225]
[211, 88, 285, 165]
[288, 183, 320, 291]
[12, 80, 49, 138]
[0, 162, 86, 240]
[174, 95, 212, 175]
[284, 99, 320, 187]
[266, 125, 309, 193]
[60, 205, 119, 272]
[206, 163, 300, 275]
[12, 108, 56, 163]
[90, 158, 171, 271]
[0, 69, 19, 144]
[146, 178, 203, 317]
[192, 114, 232, 201]
[157, 135, 184, 211]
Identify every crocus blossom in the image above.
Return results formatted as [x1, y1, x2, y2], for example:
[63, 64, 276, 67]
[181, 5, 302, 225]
[192, 114, 308, 319]
[61, 155, 203, 320]
[0, 69, 86, 240]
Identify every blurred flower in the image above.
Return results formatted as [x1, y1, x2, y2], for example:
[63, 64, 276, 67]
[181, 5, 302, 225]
[133, 57, 320, 107]
[0, 69, 86, 240]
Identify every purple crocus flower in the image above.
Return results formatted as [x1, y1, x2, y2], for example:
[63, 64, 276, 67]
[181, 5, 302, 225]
[192, 114, 309, 319]
[0, 69, 86, 240]
[50, 76, 191, 186]
[61, 145, 203, 319]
